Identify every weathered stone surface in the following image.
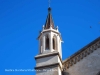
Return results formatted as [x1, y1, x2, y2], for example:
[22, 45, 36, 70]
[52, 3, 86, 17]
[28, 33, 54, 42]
[36, 54, 62, 68]
[66, 48, 100, 75]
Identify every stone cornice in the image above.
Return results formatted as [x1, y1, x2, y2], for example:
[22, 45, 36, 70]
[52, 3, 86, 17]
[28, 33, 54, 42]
[37, 29, 62, 41]
[34, 63, 62, 71]
[35, 52, 63, 64]
[63, 37, 100, 69]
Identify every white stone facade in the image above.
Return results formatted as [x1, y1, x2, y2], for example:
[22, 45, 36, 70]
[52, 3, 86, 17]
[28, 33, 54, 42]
[38, 27, 62, 58]
[35, 26, 63, 75]
[35, 7, 63, 75]
[35, 52, 62, 68]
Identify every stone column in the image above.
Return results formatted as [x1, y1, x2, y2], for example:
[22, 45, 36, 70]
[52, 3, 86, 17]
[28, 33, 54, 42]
[57, 35, 59, 51]
[49, 32, 52, 51]
[59, 40, 62, 58]
[43, 35, 45, 52]
[39, 39, 41, 54]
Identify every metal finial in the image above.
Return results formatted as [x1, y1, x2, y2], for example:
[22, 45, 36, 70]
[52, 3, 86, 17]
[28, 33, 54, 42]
[48, 0, 51, 7]
[48, 0, 51, 13]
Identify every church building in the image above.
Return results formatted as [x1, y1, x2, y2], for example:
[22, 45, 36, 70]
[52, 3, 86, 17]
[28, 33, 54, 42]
[34, 7, 100, 75]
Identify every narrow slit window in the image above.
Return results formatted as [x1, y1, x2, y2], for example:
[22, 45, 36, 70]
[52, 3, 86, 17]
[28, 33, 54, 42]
[45, 36, 49, 50]
[53, 38, 55, 50]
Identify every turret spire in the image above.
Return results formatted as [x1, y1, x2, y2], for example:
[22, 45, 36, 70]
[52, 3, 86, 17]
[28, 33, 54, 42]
[44, 7, 55, 29]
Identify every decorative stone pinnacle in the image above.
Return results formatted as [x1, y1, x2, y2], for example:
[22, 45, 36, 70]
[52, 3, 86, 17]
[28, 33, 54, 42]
[56, 26, 58, 29]
[43, 25, 44, 30]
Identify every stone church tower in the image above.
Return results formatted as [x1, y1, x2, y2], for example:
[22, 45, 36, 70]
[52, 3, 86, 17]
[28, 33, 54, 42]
[34, 7, 63, 75]
[34, 6, 100, 75]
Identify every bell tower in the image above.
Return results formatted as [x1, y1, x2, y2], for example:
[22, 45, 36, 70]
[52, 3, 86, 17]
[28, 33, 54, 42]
[35, 7, 63, 75]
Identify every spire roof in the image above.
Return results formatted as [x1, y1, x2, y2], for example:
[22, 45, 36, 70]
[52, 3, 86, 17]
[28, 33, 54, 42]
[44, 7, 55, 29]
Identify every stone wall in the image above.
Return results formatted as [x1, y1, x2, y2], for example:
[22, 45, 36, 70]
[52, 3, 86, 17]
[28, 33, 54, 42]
[36, 53, 62, 68]
[66, 48, 100, 75]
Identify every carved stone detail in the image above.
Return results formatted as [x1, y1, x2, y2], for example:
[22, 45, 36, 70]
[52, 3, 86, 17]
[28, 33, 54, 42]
[63, 39, 100, 69]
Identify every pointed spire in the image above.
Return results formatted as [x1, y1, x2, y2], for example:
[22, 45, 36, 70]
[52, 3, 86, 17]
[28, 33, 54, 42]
[44, 7, 55, 29]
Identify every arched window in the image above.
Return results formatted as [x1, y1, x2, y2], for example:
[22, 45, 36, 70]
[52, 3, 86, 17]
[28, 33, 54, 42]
[53, 35, 57, 50]
[45, 35, 49, 50]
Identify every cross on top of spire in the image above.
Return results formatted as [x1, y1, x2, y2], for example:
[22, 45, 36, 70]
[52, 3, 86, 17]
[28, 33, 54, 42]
[48, 0, 51, 7]
[48, 0, 51, 12]
[44, 0, 55, 29]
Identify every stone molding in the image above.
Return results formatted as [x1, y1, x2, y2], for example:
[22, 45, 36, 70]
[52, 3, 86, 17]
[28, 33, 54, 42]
[34, 63, 62, 71]
[37, 28, 62, 41]
[35, 52, 63, 64]
[63, 37, 100, 69]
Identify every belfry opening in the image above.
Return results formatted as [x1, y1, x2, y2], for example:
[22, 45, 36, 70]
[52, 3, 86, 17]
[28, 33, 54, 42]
[45, 35, 49, 50]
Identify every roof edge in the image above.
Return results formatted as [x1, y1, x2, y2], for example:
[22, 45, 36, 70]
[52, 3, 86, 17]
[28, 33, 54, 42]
[63, 36, 100, 68]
